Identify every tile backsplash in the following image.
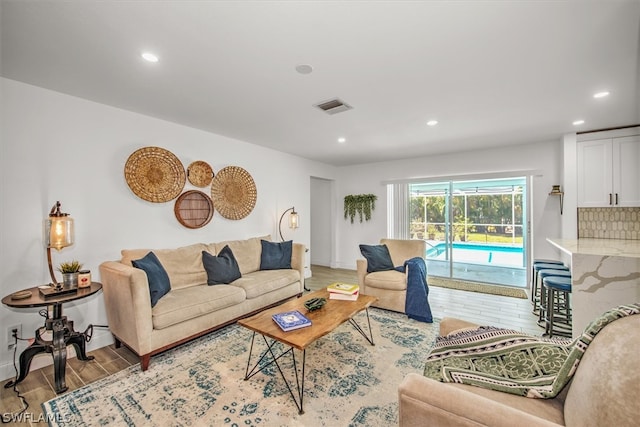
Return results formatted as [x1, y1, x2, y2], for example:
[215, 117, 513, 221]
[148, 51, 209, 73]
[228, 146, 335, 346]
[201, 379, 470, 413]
[577, 207, 640, 239]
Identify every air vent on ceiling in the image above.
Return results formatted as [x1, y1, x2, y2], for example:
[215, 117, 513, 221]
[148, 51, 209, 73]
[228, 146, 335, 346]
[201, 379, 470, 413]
[314, 98, 353, 115]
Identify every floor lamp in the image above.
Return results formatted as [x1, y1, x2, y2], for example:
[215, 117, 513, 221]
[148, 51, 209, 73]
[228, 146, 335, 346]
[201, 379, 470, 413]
[278, 207, 308, 290]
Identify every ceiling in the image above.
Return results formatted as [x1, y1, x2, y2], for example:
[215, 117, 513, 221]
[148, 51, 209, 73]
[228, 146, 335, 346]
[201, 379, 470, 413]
[2, 1, 639, 166]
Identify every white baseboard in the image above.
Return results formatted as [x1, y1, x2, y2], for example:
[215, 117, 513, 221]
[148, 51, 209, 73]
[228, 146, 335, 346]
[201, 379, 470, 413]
[0, 329, 114, 382]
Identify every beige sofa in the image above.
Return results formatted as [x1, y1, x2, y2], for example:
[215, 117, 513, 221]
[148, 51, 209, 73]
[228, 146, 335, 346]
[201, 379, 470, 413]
[356, 238, 426, 312]
[398, 315, 640, 427]
[99, 235, 304, 370]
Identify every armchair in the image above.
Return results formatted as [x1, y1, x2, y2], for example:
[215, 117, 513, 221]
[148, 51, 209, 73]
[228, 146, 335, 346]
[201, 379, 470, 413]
[356, 238, 426, 312]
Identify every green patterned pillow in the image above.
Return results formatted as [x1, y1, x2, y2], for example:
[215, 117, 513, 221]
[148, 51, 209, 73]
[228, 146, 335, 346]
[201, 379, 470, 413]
[424, 327, 572, 398]
[424, 303, 640, 398]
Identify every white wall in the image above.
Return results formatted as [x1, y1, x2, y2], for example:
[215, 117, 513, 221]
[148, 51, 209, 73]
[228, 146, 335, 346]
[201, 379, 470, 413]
[562, 133, 578, 239]
[0, 78, 336, 379]
[1, 77, 566, 380]
[332, 142, 564, 270]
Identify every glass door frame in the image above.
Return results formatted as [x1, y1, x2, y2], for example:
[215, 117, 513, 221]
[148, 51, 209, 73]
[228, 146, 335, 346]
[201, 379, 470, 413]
[409, 176, 528, 287]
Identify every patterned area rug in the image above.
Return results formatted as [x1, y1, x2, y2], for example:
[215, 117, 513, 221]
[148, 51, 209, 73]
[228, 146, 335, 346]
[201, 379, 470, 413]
[43, 308, 438, 426]
[429, 277, 528, 299]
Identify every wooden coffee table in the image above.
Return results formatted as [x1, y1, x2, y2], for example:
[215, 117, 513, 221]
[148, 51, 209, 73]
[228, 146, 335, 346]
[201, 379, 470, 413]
[238, 289, 377, 414]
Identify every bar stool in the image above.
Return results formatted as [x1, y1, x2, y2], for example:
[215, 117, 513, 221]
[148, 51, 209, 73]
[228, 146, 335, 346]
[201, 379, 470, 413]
[536, 269, 572, 325]
[532, 262, 568, 311]
[531, 260, 565, 306]
[542, 276, 572, 337]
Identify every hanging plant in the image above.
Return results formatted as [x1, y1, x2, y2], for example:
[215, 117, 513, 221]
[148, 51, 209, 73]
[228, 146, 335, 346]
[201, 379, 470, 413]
[344, 194, 377, 223]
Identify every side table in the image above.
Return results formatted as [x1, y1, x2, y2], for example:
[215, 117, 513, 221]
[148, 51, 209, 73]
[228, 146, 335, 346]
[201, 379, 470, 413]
[2, 282, 102, 394]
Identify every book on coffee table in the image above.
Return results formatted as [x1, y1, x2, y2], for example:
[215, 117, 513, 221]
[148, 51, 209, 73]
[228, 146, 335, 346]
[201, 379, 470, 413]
[272, 310, 312, 332]
[327, 282, 359, 295]
[329, 290, 359, 301]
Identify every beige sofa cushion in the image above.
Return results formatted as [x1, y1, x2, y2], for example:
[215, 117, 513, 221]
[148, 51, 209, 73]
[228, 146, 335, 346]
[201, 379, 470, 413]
[121, 243, 208, 290]
[364, 270, 407, 291]
[233, 269, 300, 299]
[399, 373, 566, 426]
[151, 284, 246, 330]
[208, 235, 270, 275]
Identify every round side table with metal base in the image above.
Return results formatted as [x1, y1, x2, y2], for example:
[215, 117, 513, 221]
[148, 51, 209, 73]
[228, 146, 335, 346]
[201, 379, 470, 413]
[2, 282, 102, 394]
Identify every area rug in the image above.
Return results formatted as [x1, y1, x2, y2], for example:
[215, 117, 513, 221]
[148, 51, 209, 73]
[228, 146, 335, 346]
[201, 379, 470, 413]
[429, 277, 527, 299]
[42, 308, 439, 426]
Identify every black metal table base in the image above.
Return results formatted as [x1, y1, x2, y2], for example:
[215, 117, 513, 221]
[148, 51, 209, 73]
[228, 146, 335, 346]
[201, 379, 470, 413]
[4, 314, 94, 394]
[243, 309, 374, 414]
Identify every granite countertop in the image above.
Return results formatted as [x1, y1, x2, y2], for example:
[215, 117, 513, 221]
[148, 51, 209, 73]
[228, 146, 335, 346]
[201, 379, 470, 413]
[546, 238, 640, 258]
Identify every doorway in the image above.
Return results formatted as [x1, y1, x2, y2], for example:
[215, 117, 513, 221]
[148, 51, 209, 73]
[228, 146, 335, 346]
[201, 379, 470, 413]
[409, 177, 527, 287]
[310, 177, 334, 268]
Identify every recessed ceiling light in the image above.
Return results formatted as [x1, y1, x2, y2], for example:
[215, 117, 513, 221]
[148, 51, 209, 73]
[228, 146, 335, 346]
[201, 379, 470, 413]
[427, 120, 438, 126]
[337, 137, 346, 143]
[593, 91, 610, 99]
[295, 64, 313, 74]
[573, 119, 585, 126]
[142, 52, 159, 63]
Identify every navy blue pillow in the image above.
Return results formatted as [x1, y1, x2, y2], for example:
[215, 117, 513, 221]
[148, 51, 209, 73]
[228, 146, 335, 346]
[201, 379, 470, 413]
[132, 252, 171, 307]
[359, 244, 395, 273]
[260, 240, 292, 270]
[202, 245, 242, 285]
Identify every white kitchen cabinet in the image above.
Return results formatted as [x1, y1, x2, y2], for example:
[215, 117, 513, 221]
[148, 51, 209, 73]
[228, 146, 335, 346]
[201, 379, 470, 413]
[577, 135, 640, 207]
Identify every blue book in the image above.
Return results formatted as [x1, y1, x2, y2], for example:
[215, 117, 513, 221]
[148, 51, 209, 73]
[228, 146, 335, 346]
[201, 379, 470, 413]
[272, 310, 312, 332]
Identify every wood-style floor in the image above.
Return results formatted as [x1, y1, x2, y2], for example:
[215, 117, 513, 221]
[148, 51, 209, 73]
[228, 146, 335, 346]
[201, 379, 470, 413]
[1, 265, 541, 426]
[306, 265, 541, 335]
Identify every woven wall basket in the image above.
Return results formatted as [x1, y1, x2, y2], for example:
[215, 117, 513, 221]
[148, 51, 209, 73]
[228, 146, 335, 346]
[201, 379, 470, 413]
[211, 166, 257, 220]
[174, 190, 214, 229]
[187, 161, 214, 188]
[124, 146, 186, 203]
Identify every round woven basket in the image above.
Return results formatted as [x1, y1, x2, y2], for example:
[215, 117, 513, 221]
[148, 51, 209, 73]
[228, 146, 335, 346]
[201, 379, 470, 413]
[187, 161, 214, 187]
[211, 166, 257, 220]
[124, 147, 186, 203]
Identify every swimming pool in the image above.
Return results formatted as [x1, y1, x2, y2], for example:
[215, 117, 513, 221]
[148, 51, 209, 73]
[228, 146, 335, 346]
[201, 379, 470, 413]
[426, 242, 524, 267]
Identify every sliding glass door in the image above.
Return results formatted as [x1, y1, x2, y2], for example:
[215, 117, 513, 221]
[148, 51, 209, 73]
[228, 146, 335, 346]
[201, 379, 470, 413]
[409, 177, 527, 287]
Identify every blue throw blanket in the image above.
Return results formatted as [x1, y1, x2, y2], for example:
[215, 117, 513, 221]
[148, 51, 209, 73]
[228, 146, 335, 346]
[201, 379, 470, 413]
[397, 257, 433, 323]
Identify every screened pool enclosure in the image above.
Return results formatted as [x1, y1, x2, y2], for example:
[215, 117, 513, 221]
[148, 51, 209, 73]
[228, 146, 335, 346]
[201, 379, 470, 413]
[409, 177, 527, 287]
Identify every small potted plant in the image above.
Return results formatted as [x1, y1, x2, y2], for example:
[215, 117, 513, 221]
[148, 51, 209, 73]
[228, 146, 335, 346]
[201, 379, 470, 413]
[58, 260, 83, 287]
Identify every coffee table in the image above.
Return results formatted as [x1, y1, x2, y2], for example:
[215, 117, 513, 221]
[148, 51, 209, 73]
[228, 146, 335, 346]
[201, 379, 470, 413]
[237, 289, 377, 414]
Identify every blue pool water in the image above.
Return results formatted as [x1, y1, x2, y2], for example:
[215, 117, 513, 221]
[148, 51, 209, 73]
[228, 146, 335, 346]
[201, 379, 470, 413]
[426, 242, 524, 267]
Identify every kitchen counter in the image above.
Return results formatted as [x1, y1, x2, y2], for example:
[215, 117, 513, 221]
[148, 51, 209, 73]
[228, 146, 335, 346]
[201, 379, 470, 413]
[547, 238, 640, 336]
[547, 238, 640, 258]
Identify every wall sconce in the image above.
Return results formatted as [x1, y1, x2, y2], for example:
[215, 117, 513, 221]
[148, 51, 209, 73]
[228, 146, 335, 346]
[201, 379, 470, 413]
[278, 207, 299, 241]
[44, 201, 75, 288]
[549, 185, 564, 215]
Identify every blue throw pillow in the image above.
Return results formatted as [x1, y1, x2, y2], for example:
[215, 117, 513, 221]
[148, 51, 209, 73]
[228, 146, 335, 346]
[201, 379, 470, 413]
[260, 240, 292, 270]
[202, 245, 242, 285]
[359, 244, 395, 273]
[132, 252, 171, 307]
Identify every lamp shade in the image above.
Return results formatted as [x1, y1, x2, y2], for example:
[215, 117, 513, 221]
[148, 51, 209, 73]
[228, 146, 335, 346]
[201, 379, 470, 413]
[46, 217, 74, 250]
[289, 211, 299, 229]
[45, 201, 74, 250]
[278, 206, 299, 241]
